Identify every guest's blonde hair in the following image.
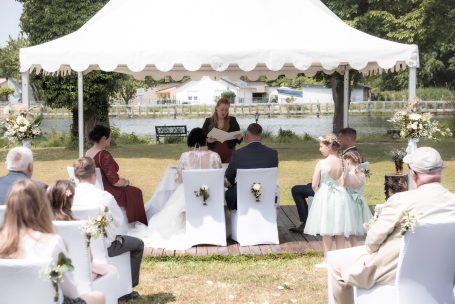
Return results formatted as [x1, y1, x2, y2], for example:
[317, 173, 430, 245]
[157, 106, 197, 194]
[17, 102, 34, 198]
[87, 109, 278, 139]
[342, 150, 362, 166]
[319, 133, 341, 151]
[0, 179, 54, 258]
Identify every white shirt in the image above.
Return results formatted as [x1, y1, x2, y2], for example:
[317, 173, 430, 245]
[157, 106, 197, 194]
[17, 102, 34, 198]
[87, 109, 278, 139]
[73, 182, 128, 241]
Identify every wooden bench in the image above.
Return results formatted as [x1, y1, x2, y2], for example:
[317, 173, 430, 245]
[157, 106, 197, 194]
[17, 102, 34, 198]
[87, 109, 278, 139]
[155, 125, 188, 143]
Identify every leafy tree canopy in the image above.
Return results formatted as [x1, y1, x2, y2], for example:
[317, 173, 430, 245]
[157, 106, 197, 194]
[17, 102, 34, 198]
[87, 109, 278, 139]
[0, 36, 28, 79]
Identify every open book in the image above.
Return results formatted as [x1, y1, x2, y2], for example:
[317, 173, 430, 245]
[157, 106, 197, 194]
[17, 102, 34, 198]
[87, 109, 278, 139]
[207, 128, 242, 143]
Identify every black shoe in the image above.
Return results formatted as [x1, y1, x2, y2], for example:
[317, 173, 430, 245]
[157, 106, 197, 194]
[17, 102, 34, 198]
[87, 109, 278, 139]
[289, 222, 305, 233]
[119, 291, 140, 302]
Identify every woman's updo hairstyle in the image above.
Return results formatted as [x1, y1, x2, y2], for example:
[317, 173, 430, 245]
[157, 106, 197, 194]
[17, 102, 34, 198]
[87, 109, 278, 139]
[187, 127, 207, 148]
[319, 133, 341, 151]
[89, 125, 111, 143]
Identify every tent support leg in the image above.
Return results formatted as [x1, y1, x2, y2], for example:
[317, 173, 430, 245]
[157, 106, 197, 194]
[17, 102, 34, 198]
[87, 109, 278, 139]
[21, 72, 30, 108]
[408, 66, 417, 101]
[343, 68, 349, 128]
[78, 72, 84, 158]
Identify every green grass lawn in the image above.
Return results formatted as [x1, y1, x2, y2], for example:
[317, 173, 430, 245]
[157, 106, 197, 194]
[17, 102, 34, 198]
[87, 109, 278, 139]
[2, 138, 454, 207]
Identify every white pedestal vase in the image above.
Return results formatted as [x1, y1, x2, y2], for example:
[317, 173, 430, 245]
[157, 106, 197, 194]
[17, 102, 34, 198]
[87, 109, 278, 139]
[406, 138, 419, 190]
[22, 140, 31, 148]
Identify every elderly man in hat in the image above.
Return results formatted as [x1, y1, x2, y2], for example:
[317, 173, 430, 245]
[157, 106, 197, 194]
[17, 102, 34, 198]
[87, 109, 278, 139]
[329, 147, 455, 304]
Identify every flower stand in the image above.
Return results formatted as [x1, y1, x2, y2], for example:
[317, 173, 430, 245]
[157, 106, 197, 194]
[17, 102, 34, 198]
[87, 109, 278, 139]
[22, 140, 31, 148]
[384, 174, 408, 200]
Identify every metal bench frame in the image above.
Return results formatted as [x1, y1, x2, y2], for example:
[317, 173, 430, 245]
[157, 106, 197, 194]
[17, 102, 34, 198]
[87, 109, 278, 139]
[155, 125, 188, 143]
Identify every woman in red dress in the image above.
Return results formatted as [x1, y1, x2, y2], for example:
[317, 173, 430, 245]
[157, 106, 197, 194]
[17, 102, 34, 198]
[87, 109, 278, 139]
[202, 97, 243, 163]
[86, 125, 147, 225]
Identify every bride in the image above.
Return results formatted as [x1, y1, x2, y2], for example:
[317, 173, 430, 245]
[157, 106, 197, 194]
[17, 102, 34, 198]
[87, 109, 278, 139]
[129, 127, 222, 249]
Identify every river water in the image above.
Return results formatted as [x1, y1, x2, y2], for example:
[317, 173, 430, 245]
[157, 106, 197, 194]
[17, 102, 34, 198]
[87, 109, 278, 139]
[40, 115, 452, 137]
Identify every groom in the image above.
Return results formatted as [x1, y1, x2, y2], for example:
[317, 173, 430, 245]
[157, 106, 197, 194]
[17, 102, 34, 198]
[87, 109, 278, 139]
[225, 123, 278, 210]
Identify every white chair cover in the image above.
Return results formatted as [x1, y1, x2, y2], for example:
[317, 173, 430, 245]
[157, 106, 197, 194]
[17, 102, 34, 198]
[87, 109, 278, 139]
[0, 205, 5, 227]
[71, 206, 133, 299]
[182, 168, 226, 247]
[53, 220, 120, 304]
[231, 167, 279, 246]
[67, 167, 104, 190]
[328, 219, 455, 304]
[0, 258, 63, 304]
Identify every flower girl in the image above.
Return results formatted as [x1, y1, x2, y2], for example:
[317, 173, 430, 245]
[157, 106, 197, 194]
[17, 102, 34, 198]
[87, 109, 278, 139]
[304, 134, 356, 264]
[342, 150, 372, 247]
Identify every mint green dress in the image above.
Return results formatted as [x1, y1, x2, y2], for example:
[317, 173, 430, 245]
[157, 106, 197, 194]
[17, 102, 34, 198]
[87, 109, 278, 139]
[304, 162, 357, 237]
[345, 185, 372, 235]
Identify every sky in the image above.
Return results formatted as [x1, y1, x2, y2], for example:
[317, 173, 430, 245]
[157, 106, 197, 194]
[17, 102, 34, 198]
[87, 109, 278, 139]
[0, 0, 23, 47]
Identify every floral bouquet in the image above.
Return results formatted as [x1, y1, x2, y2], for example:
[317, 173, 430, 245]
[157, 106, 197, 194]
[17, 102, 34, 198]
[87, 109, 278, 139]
[81, 206, 113, 247]
[388, 98, 452, 140]
[400, 211, 418, 236]
[2, 112, 42, 143]
[47, 252, 74, 303]
[251, 182, 262, 202]
[194, 185, 210, 205]
[387, 148, 407, 174]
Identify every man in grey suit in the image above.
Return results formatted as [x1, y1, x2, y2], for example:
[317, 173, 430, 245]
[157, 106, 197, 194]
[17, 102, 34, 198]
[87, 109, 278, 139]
[0, 146, 47, 205]
[225, 123, 278, 210]
[329, 147, 455, 304]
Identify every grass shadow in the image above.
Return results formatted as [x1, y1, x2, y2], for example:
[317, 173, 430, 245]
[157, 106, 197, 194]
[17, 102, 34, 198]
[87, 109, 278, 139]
[135, 292, 176, 304]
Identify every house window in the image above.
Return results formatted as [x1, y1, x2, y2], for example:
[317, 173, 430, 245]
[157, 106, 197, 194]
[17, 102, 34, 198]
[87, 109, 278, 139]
[188, 91, 198, 102]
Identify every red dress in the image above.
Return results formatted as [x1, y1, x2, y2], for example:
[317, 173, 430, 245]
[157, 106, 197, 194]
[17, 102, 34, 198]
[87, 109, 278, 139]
[212, 141, 234, 163]
[94, 150, 148, 225]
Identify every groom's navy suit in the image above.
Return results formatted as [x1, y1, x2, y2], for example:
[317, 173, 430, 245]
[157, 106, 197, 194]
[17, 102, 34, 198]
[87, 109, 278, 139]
[225, 141, 278, 210]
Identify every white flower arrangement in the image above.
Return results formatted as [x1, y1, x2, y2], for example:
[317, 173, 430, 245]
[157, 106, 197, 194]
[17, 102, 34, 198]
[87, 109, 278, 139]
[251, 182, 262, 202]
[47, 252, 74, 303]
[1, 112, 42, 142]
[388, 98, 452, 140]
[81, 206, 113, 247]
[400, 211, 418, 236]
[194, 184, 210, 205]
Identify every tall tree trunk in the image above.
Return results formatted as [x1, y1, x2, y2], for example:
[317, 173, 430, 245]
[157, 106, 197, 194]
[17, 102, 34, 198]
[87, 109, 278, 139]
[70, 103, 110, 147]
[331, 72, 352, 133]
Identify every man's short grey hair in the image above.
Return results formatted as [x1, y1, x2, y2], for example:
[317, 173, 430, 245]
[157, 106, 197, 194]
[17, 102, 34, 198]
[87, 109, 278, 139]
[6, 147, 34, 172]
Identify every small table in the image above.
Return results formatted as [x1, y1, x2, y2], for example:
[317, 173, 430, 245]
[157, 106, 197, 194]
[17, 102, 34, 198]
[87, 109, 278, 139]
[384, 174, 408, 200]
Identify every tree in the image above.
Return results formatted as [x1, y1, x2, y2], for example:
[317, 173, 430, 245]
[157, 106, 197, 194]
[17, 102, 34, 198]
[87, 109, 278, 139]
[0, 36, 28, 79]
[17, 0, 124, 144]
[116, 76, 145, 106]
[221, 91, 236, 103]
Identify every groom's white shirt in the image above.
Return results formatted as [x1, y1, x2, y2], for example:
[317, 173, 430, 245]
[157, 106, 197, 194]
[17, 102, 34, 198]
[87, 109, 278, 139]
[73, 182, 128, 241]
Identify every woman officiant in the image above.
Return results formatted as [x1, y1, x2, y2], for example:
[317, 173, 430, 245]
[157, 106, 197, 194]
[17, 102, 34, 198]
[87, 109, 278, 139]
[202, 97, 243, 163]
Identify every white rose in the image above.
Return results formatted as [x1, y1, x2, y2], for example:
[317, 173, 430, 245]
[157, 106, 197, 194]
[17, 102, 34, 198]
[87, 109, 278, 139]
[19, 126, 27, 133]
[96, 215, 103, 222]
[411, 122, 418, 130]
[252, 183, 261, 191]
[201, 185, 208, 191]
[408, 113, 421, 121]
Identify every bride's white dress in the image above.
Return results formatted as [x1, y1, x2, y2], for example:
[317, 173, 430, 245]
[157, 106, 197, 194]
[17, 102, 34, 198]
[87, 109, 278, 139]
[129, 148, 222, 250]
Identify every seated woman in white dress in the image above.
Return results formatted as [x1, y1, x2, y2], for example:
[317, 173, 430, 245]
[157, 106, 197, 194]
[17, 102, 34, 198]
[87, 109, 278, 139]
[0, 179, 105, 304]
[130, 127, 222, 250]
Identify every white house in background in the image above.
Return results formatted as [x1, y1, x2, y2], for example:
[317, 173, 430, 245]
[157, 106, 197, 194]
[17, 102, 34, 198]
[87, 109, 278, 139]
[268, 84, 370, 103]
[164, 76, 257, 104]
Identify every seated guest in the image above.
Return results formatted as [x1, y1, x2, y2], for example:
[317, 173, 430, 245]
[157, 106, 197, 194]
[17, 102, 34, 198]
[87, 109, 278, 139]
[47, 179, 114, 279]
[0, 179, 104, 304]
[85, 125, 147, 225]
[329, 147, 455, 304]
[289, 127, 362, 233]
[225, 123, 278, 210]
[0, 147, 47, 205]
[130, 127, 222, 250]
[73, 157, 144, 301]
[47, 180, 77, 221]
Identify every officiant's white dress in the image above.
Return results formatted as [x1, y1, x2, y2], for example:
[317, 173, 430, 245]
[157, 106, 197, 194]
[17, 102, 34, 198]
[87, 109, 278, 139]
[129, 148, 222, 250]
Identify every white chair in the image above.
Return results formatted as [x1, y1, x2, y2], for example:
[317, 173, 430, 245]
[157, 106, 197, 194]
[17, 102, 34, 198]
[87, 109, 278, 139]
[182, 168, 226, 247]
[0, 205, 6, 227]
[71, 205, 133, 299]
[0, 258, 63, 304]
[231, 167, 279, 246]
[53, 220, 120, 304]
[328, 219, 455, 304]
[67, 167, 104, 190]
